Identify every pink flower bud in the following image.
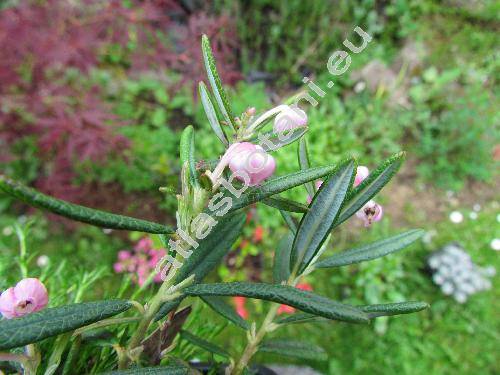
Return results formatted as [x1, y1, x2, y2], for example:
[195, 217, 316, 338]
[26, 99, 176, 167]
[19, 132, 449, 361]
[227, 142, 276, 186]
[356, 200, 383, 227]
[354, 166, 369, 187]
[0, 278, 48, 319]
[273, 105, 308, 133]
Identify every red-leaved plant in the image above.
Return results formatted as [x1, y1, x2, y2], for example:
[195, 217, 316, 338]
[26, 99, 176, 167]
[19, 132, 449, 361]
[0, 0, 240, 202]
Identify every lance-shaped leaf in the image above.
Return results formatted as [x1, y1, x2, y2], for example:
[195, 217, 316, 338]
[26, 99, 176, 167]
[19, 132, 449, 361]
[200, 296, 249, 330]
[275, 312, 325, 325]
[259, 339, 327, 361]
[334, 152, 404, 227]
[276, 301, 429, 323]
[173, 212, 245, 284]
[180, 330, 229, 358]
[184, 283, 368, 323]
[290, 159, 356, 274]
[201, 34, 235, 129]
[360, 302, 429, 318]
[279, 210, 297, 233]
[155, 213, 245, 322]
[273, 232, 294, 283]
[315, 229, 424, 269]
[263, 196, 308, 213]
[199, 81, 228, 145]
[227, 164, 344, 213]
[102, 366, 189, 375]
[0, 175, 173, 234]
[0, 300, 131, 350]
[154, 297, 184, 323]
[179, 125, 199, 187]
[298, 138, 315, 197]
[258, 127, 308, 152]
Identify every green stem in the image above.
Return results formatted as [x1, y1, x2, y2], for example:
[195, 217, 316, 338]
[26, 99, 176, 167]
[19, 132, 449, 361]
[0, 351, 39, 374]
[24, 344, 40, 375]
[0, 352, 30, 363]
[231, 304, 280, 375]
[119, 276, 192, 369]
[73, 317, 141, 336]
[231, 273, 300, 375]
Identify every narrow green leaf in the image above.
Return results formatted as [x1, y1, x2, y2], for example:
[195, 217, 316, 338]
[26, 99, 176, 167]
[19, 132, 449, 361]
[298, 138, 315, 197]
[155, 213, 245, 322]
[315, 229, 425, 268]
[184, 283, 368, 323]
[275, 312, 324, 325]
[259, 127, 308, 152]
[0, 175, 173, 234]
[199, 81, 228, 146]
[263, 196, 308, 213]
[153, 297, 183, 323]
[0, 300, 131, 350]
[259, 339, 327, 361]
[335, 152, 404, 226]
[200, 296, 249, 330]
[360, 301, 429, 318]
[290, 159, 356, 273]
[180, 330, 229, 358]
[201, 34, 235, 129]
[273, 232, 294, 283]
[102, 366, 189, 375]
[173, 212, 245, 284]
[275, 302, 429, 323]
[227, 164, 344, 213]
[179, 125, 199, 187]
[279, 210, 297, 233]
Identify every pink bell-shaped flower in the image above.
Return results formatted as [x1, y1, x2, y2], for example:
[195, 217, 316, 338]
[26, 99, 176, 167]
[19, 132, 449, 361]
[354, 166, 369, 187]
[273, 105, 307, 133]
[227, 142, 276, 186]
[356, 200, 383, 227]
[0, 278, 48, 319]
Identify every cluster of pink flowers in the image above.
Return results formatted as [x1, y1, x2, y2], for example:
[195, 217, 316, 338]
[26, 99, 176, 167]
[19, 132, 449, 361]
[233, 282, 313, 318]
[0, 278, 48, 319]
[214, 105, 307, 187]
[113, 237, 167, 286]
[352, 166, 383, 227]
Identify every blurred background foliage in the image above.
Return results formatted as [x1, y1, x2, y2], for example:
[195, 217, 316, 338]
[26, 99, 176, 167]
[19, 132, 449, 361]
[0, 0, 498, 374]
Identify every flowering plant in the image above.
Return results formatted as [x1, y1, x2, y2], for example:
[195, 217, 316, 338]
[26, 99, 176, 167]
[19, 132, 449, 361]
[0, 36, 428, 374]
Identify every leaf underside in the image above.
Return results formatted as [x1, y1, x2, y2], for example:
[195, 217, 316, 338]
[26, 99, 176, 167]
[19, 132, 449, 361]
[315, 229, 425, 268]
[184, 282, 368, 323]
[0, 300, 131, 350]
[0, 175, 173, 234]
